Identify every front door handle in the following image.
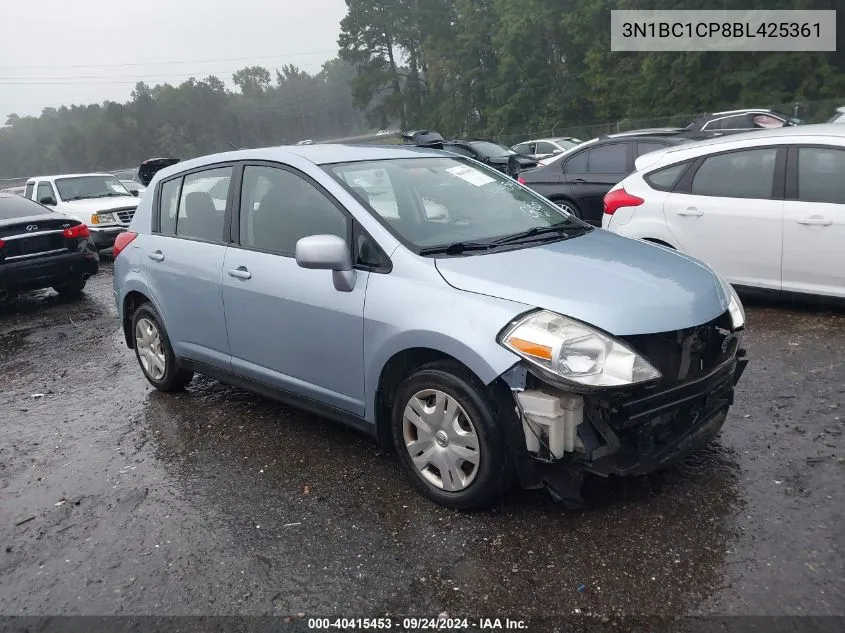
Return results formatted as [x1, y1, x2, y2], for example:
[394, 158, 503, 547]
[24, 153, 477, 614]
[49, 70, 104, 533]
[571, 177, 587, 183]
[148, 251, 165, 262]
[796, 216, 832, 226]
[677, 207, 703, 217]
[227, 266, 252, 280]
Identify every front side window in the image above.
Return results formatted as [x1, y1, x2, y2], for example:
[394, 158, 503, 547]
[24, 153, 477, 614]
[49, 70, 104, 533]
[37, 182, 56, 203]
[797, 147, 845, 204]
[636, 142, 666, 158]
[535, 142, 557, 154]
[691, 148, 778, 199]
[443, 144, 475, 158]
[239, 166, 347, 254]
[54, 175, 129, 201]
[327, 157, 587, 253]
[176, 167, 232, 241]
[588, 144, 628, 174]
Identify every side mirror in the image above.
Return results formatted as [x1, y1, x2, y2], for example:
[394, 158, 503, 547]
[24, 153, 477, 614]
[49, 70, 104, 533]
[552, 149, 562, 155]
[39, 196, 56, 206]
[295, 234, 356, 292]
[130, 189, 139, 197]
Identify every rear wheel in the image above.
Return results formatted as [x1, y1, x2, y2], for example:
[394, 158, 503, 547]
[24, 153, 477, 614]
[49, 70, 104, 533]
[552, 198, 581, 218]
[53, 277, 86, 297]
[391, 361, 514, 509]
[131, 303, 193, 392]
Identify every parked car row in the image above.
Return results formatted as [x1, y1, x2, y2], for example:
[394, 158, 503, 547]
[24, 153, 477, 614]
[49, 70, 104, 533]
[603, 124, 845, 301]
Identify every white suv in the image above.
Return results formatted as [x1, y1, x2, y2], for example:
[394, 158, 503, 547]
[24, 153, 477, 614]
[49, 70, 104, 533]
[602, 124, 845, 300]
[23, 173, 139, 250]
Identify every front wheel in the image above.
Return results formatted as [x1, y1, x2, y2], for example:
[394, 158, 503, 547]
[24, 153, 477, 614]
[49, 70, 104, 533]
[131, 303, 194, 392]
[391, 361, 514, 509]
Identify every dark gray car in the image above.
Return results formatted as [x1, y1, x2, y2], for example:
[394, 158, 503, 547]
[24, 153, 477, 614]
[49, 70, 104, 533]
[518, 133, 689, 225]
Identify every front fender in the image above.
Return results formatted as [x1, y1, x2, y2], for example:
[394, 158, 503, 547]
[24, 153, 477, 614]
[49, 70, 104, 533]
[362, 258, 529, 423]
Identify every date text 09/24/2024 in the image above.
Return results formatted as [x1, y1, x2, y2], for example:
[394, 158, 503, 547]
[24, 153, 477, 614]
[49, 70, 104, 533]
[307, 618, 528, 630]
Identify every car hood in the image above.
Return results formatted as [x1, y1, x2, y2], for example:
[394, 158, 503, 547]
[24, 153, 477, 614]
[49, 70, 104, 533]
[60, 197, 138, 212]
[434, 229, 729, 336]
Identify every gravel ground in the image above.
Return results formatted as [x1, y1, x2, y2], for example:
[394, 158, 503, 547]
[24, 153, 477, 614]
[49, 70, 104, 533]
[0, 262, 842, 622]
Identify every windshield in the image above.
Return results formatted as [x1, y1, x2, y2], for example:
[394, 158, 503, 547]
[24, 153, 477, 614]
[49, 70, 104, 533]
[55, 175, 131, 201]
[327, 157, 587, 253]
[468, 141, 514, 158]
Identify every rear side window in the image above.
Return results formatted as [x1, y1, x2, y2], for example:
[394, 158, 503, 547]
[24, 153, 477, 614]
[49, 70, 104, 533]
[564, 150, 588, 173]
[158, 178, 181, 235]
[797, 147, 845, 204]
[444, 145, 475, 158]
[588, 144, 628, 174]
[24, 183, 34, 199]
[176, 167, 232, 241]
[691, 148, 778, 199]
[0, 194, 51, 219]
[704, 115, 750, 130]
[645, 162, 689, 191]
[636, 142, 666, 158]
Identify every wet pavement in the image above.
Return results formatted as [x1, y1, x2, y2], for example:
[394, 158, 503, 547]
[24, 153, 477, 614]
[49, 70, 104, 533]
[0, 262, 843, 619]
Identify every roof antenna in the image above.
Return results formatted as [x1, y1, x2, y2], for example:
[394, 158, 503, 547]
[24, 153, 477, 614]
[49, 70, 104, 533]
[227, 141, 242, 151]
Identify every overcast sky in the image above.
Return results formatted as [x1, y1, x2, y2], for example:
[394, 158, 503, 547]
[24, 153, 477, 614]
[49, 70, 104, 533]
[0, 0, 348, 120]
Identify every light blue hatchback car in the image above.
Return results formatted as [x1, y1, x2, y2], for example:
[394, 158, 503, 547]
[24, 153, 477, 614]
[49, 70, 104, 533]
[113, 144, 748, 509]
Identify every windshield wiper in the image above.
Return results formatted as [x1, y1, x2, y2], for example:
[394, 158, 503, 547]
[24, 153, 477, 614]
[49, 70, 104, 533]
[93, 192, 125, 198]
[489, 224, 588, 247]
[418, 241, 494, 256]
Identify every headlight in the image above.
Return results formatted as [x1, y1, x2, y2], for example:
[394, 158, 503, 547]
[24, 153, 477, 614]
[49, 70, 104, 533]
[719, 277, 745, 331]
[92, 212, 116, 224]
[499, 310, 661, 389]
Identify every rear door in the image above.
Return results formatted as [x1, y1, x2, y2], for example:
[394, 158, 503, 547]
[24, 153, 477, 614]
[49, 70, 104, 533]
[662, 146, 785, 289]
[142, 164, 234, 369]
[781, 145, 845, 298]
[564, 142, 631, 225]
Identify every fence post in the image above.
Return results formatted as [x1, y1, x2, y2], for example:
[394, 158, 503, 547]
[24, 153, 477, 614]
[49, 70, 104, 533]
[551, 121, 559, 136]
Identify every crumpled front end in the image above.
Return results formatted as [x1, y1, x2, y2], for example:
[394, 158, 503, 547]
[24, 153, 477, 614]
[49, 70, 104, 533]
[501, 309, 748, 501]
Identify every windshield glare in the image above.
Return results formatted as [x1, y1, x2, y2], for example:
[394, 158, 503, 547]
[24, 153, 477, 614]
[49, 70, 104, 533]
[328, 157, 585, 251]
[55, 176, 130, 201]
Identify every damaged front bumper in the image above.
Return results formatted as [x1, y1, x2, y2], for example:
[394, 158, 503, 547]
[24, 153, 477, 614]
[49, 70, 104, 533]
[502, 350, 748, 494]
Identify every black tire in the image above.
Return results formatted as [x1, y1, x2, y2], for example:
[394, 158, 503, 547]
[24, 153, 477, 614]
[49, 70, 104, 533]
[131, 302, 194, 392]
[391, 361, 515, 509]
[52, 277, 86, 297]
[551, 198, 581, 218]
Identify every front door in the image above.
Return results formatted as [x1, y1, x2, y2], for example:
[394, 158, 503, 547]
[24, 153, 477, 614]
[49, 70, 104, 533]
[782, 145, 845, 298]
[222, 163, 368, 415]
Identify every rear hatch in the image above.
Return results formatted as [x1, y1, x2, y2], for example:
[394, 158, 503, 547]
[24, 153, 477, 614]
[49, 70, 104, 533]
[137, 158, 180, 186]
[0, 214, 76, 260]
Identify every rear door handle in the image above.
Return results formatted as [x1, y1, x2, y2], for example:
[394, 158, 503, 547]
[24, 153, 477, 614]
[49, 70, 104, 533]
[677, 207, 703, 217]
[571, 177, 587, 183]
[796, 216, 832, 226]
[148, 251, 164, 262]
[227, 266, 252, 280]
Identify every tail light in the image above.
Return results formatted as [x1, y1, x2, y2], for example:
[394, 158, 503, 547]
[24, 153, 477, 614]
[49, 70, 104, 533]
[63, 224, 90, 239]
[603, 188, 644, 216]
[0, 238, 5, 249]
[112, 231, 138, 258]
[517, 176, 526, 185]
